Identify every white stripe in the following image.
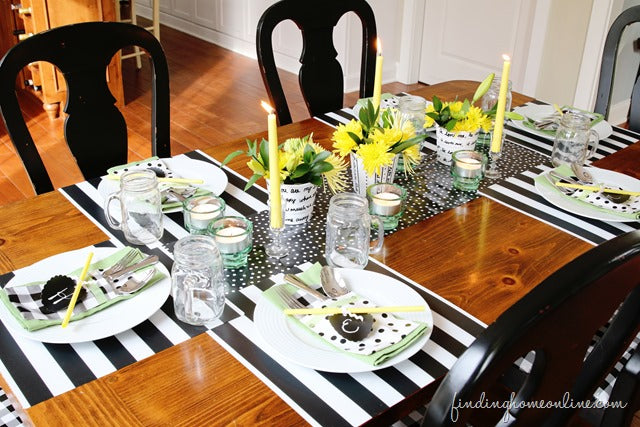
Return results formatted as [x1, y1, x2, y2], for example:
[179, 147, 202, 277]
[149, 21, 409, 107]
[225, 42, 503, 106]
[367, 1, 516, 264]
[422, 340, 458, 370]
[147, 309, 193, 345]
[325, 111, 353, 125]
[393, 359, 435, 387]
[431, 311, 477, 347]
[225, 182, 268, 213]
[114, 329, 155, 360]
[162, 215, 190, 240]
[70, 341, 116, 378]
[314, 116, 339, 129]
[350, 371, 404, 406]
[210, 316, 371, 426]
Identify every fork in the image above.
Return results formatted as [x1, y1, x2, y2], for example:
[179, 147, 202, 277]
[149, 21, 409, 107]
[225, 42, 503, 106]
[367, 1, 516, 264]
[95, 249, 137, 278]
[273, 286, 306, 310]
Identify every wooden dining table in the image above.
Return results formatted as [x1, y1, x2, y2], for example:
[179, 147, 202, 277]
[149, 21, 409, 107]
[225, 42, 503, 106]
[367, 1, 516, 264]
[0, 80, 638, 426]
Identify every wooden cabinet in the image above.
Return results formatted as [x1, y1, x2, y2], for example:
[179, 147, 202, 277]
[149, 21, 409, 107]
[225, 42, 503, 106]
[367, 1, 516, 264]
[3, 0, 124, 119]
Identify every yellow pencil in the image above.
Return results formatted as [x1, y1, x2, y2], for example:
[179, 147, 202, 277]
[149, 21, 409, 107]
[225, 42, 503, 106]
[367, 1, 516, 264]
[105, 175, 204, 185]
[61, 252, 94, 328]
[283, 306, 426, 315]
[555, 182, 640, 197]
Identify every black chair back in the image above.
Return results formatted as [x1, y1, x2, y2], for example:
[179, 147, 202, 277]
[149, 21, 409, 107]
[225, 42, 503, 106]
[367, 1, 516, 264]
[0, 21, 170, 194]
[256, 0, 377, 125]
[422, 230, 640, 426]
[595, 5, 640, 132]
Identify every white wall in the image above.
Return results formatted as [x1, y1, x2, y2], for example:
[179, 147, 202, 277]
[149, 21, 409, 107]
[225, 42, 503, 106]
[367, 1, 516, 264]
[136, 0, 403, 92]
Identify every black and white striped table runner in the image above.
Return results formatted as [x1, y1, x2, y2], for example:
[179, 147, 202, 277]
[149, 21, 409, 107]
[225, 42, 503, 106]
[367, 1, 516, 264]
[0, 150, 486, 427]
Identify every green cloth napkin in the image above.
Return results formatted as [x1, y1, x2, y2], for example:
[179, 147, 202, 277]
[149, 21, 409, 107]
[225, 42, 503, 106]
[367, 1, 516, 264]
[263, 263, 430, 366]
[106, 156, 210, 211]
[0, 247, 165, 331]
[535, 164, 640, 221]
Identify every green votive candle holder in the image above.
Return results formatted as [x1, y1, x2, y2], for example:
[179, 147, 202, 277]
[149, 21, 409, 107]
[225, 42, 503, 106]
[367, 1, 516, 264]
[366, 183, 407, 230]
[208, 216, 253, 268]
[183, 194, 225, 234]
[451, 150, 487, 192]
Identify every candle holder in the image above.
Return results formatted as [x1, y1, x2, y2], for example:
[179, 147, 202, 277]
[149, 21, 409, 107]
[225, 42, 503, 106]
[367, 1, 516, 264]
[183, 194, 226, 234]
[484, 149, 502, 179]
[366, 183, 407, 230]
[208, 216, 253, 268]
[451, 150, 487, 191]
[265, 201, 288, 259]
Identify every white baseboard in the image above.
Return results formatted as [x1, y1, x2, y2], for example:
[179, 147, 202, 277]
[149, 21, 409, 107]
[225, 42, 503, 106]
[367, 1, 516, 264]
[608, 99, 630, 127]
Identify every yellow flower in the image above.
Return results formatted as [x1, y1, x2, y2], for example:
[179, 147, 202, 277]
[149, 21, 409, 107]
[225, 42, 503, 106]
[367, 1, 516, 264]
[247, 158, 265, 176]
[400, 118, 416, 141]
[369, 127, 401, 148]
[451, 105, 491, 133]
[355, 141, 395, 176]
[322, 153, 349, 193]
[424, 104, 436, 128]
[332, 120, 362, 156]
[401, 144, 421, 174]
[447, 101, 465, 120]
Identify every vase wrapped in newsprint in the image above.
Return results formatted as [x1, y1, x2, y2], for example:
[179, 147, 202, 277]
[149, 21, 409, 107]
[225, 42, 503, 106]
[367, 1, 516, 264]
[350, 152, 399, 196]
[435, 125, 479, 165]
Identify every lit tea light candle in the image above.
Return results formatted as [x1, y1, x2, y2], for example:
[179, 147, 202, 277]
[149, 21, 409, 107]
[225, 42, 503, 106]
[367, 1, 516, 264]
[214, 226, 250, 254]
[454, 157, 483, 178]
[451, 150, 486, 192]
[371, 192, 402, 216]
[184, 195, 225, 233]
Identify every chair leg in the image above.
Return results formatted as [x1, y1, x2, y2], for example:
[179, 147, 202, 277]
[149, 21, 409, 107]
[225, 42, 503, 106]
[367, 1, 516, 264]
[130, 0, 143, 69]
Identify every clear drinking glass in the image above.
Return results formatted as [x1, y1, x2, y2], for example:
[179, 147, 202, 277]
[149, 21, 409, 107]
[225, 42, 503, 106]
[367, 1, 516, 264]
[105, 170, 163, 245]
[551, 112, 599, 168]
[325, 193, 384, 269]
[398, 95, 427, 134]
[172, 235, 226, 325]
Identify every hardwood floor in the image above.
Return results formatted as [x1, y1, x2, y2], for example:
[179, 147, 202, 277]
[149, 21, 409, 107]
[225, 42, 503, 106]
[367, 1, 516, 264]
[0, 22, 426, 206]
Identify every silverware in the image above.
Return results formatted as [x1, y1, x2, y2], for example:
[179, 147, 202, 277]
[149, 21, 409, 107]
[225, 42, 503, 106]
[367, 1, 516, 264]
[283, 274, 327, 300]
[274, 286, 306, 310]
[115, 268, 156, 294]
[106, 255, 159, 289]
[100, 249, 137, 278]
[549, 169, 630, 203]
[320, 266, 349, 298]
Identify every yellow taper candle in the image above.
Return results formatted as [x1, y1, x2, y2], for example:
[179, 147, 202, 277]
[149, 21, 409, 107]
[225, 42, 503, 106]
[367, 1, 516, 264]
[490, 54, 511, 153]
[262, 101, 282, 229]
[372, 38, 383, 112]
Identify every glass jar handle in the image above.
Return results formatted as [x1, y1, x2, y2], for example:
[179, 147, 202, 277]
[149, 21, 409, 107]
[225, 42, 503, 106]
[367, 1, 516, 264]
[586, 129, 600, 159]
[105, 193, 123, 230]
[369, 215, 384, 254]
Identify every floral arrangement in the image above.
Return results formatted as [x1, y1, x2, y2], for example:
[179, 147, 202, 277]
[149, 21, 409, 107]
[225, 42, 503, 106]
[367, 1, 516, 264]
[223, 134, 348, 193]
[331, 101, 425, 176]
[424, 74, 495, 133]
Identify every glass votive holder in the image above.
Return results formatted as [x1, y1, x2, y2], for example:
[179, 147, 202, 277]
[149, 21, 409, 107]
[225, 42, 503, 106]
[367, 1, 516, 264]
[208, 216, 253, 268]
[366, 183, 407, 230]
[183, 194, 226, 234]
[398, 95, 427, 133]
[451, 150, 487, 192]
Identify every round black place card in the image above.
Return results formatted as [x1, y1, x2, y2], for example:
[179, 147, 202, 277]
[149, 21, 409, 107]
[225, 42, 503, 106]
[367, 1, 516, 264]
[329, 312, 373, 342]
[40, 275, 85, 314]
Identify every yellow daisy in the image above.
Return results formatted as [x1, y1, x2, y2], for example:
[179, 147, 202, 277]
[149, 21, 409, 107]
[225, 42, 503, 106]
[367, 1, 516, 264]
[355, 141, 395, 176]
[332, 120, 362, 156]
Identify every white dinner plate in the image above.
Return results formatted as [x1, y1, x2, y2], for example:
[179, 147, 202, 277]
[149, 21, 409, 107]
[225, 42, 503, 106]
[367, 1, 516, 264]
[511, 104, 613, 141]
[535, 167, 640, 222]
[97, 155, 228, 212]
[254, 269, 433, 373]
[0, 247, 171, 343]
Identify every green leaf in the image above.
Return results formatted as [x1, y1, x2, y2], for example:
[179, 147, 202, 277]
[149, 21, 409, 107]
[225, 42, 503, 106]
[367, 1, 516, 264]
[312, 150, 330, 163]
[310, 161, 333, 174]
[243, 173, 262, 190]
[259, 138, 270, 168]
[425, 112, 440, 121]
[390, 134, 425, 154]
[309, 175, 323, 187]
[303, 144, 314, 164]
[472, 73, 495, 104]
[432, 95, 442, 112]
[290, 163, 310, 178]
[461, 99, 471, 115]
[221, 150, 244, 166]
[445, 119, 457, 131]
[347, 131, 362, 144]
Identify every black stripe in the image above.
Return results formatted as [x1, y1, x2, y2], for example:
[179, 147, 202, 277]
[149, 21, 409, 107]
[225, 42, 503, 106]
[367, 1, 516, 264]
[131, 319, 174, 354]
[219, 191, 261, 218]
[93, 336, 137, 369]
[165, 211, 184, 229]
[43, 343, 96, 387]
[334, 109, 357, 121]
[374, 367, 420, 397]
[211, 322, 350, 426]
[0, 321, 53, 405]
[429, 326, 468, 359]
[316, 114, 342, 127]
[318, 371, 388, 415]
[481, 186, 605, 245]
[611, 125, 640, 139]
[225, 291, 258, 321]
[217, 303, 242, 323]
[408, 350, 449, 381]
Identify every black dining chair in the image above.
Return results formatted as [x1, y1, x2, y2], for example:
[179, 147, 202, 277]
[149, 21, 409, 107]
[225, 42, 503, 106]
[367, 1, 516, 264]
[594, 5, 640, 132]
[256, 0, 377, 126]
[0, 21, 170, 195]
[419, 230, 640, 426]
